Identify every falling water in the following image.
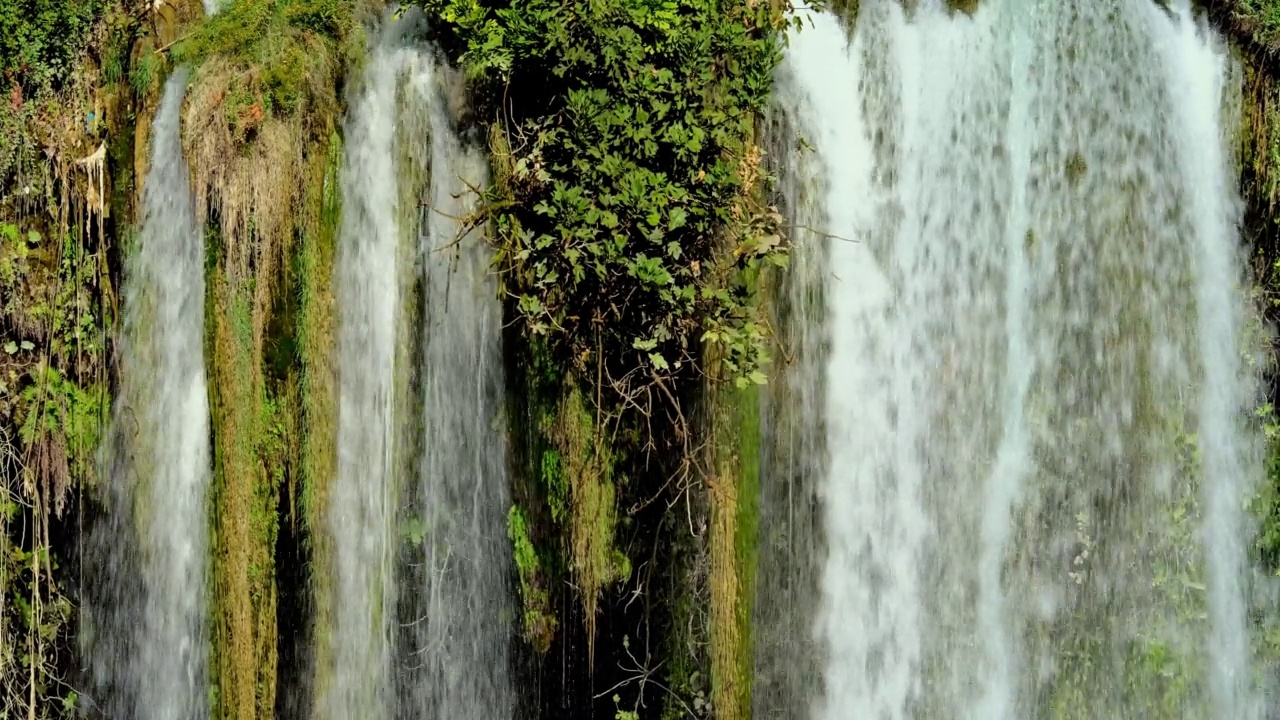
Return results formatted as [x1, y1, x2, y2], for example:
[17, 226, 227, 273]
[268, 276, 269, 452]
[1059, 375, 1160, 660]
[768, 1, 1268, 718]
[396, 52, 515, 719]
[324, 26, 405, 720]
[91, 68, 211, 719]
[324, 14, 513, 719]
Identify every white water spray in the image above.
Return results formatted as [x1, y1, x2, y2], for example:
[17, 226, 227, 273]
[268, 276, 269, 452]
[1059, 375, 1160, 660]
[325, 17, 515, 720]
[769, 2, 1267, 717]
[95, 67, 212, 720]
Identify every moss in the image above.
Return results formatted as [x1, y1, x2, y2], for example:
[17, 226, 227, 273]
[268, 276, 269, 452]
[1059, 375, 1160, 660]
[540, 448, 570, 525]
[551, 382, 627, 662]
[508, 504, 557, 653]
[731, 385, 760, 696]
[705, 376, 760, 720]
[209, 273, 278, 720]
[297, 135, 338, 544]
[296, 133, 339, 695]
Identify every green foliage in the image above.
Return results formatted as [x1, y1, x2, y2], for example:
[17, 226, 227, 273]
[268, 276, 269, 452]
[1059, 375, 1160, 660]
[418, 0, 794, 394]
[507, 504, 556, 653]
[0, 219, 107, 720]
[1, 222, 110, 372]
[0, 0, 101, 95]
[0, 222, 30, 290]
[17, 366, 104, 483]
[1235, 0, 1280, 47]
[130, 52, 158, 98]
[0, 533, 76, 718]
[176, 0, 350, 63]
[613, 694, 640, 720]
[0, 0, 106, 187]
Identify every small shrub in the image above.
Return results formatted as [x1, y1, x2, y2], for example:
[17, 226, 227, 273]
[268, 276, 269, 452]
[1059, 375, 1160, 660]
[417, 0, 798, 398]
[0, 0, 102, 95]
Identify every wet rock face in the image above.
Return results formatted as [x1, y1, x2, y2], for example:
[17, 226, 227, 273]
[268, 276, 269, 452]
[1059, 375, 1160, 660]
[153, 0, 203, 47]
[436, 60, 473, 130]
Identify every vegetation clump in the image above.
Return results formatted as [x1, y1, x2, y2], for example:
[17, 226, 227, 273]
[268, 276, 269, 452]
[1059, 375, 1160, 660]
[418, 0, 793, 399]
[551, 385, 628, 660]
[173, 0, 356, 136]
[1228, 0, 1280, 48]
[508, 504, 557, 653]
[0, 0, 103, 184]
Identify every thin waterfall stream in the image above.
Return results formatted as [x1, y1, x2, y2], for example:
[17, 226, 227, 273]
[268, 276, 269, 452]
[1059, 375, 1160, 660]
[324, 13, 514, 719]
[91, 68, 211, 720]
[764, 1, 1273, 718]
[324, 24, 404, 720]
[397, 49, 514, 719]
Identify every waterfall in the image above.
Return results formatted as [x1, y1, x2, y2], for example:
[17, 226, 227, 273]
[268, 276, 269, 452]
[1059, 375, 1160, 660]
[325, 15, 513, 719]
[92, 68, 211, 719]
[397, 51, 515, 720]
[770, 1, 1269, 717]
[325, 27, 405, 720]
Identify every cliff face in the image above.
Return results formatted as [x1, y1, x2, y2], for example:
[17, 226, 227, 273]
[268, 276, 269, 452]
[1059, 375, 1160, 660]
[6, 2, 1280, 719]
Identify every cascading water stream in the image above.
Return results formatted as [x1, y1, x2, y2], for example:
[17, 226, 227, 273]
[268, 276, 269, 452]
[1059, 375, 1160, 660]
[397, 54, 515, 720]
[325, 15, 514, 719]
[92, 68, 211, 720]
[767, 1, 1269, 717]
[324, 27, 405, 720]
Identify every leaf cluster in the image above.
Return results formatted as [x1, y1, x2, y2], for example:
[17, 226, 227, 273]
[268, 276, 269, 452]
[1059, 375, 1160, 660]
[0, 0, 111, 191]
[418, 0, 795, 393]
[0, 0, 101, 96]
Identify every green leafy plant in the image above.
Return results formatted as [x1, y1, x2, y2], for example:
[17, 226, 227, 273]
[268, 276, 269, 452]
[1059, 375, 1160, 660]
[0, 0, 101, 95]
[417, 0, 797, 398]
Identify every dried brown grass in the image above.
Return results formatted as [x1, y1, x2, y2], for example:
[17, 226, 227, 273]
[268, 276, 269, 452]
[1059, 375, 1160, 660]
[185, 58, 303, 355]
